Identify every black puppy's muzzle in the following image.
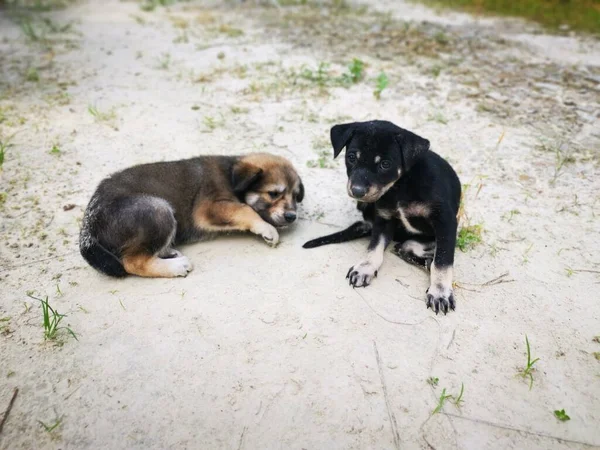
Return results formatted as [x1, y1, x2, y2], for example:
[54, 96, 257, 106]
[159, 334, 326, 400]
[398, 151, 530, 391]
[350, 185, 368, 199]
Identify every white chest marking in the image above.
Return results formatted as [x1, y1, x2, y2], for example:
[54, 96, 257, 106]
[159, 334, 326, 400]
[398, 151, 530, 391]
[397, 207, 422, 234]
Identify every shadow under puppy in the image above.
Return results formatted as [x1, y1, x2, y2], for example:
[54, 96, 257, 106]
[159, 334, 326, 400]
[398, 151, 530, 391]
[80, 153, 304, 278]
[303, 120, 461, 314]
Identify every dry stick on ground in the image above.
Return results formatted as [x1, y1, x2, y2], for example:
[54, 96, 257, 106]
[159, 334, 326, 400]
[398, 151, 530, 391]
[444, 413, 599, 448]
[0, 388, 18, 435]
[455, 272, 515, 292]
[373, 341, 400, 450]
[237, 425, 247, 450]
[570, 269, 600, 274]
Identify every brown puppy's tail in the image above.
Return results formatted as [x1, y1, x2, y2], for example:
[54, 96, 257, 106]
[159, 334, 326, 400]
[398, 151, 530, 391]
[303, 221, 372, 249]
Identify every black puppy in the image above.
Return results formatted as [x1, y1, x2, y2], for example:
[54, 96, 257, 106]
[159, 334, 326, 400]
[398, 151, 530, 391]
[303, 120, 461, 314]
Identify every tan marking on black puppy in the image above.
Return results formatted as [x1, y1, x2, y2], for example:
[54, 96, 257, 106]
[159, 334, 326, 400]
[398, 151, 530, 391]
[79, 153, 304, 278]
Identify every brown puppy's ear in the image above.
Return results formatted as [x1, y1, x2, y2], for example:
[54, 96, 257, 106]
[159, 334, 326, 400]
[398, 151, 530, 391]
[232, 161, 263, 194]
[297, 180, 305, 203]
[330, 123, 356, 159]
[395, 129, 430, 173]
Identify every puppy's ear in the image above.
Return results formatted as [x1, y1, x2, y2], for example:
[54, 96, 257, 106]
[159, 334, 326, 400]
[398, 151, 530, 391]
[330, 123, 356, 159]
[232, 161, 263, 194]
[297, 180, 305, 203]
[395, 129, 430, 172]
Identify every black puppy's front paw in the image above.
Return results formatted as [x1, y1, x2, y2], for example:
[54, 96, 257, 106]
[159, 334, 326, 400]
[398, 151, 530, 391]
[346, 261, 378, 288]
[426, 284, 456, 315]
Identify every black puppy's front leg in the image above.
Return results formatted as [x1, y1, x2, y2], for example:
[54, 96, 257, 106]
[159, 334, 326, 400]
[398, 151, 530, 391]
[427, 205, 458, 314]
[347, 217, 395, 288]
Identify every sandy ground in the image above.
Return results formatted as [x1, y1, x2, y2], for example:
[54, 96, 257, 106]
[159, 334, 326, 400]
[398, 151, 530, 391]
[1, 0, 599, 449]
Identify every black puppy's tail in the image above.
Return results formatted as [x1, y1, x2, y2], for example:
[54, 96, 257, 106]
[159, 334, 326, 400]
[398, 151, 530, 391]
[303, 221, 372, 249]
[79, 233, 127, 278]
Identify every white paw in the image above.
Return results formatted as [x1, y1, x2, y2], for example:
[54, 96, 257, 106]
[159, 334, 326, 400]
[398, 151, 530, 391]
[346, 260, 378, 287]
[426, 283, 455, 315]
[168, 256, 194, 277]
[252, 222, 279, 247]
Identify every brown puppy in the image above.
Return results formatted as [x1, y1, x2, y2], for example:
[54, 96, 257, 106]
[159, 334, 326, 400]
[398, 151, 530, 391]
[79, 153, 304, 278]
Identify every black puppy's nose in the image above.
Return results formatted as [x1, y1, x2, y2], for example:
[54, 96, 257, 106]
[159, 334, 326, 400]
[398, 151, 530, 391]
[351, 185, 368, 198]
[284, 212, 297, 223]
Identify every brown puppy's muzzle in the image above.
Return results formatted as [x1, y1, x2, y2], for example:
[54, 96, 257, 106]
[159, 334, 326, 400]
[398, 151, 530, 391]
[266, 206, 298, 228]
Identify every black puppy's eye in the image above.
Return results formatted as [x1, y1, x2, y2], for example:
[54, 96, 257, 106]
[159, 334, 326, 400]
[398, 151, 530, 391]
[379, 160, 391, 170]
[347, 153, 357, 164]
[268, 191, 279, 199]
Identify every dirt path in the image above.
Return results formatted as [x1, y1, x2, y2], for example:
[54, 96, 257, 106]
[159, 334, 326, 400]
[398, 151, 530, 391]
[0, 1, 599, 449]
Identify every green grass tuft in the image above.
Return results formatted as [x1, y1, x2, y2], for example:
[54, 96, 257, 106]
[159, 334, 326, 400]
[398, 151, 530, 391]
[457, 224, 483, 252]
[518, 335, 540, 390]
[28, 294, 77, 342]
[554, 409, 570, 421]
[419, 0, 600, 34]
[373, 72, 389, 99]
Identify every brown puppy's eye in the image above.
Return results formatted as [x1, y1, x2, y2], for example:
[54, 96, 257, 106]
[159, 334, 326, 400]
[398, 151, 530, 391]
[268, 191, 279, 199]
[379, 160, 391, 170]
[347, 153, 357, 164]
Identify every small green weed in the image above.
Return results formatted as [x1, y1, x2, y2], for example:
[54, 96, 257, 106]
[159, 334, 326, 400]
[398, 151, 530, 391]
[456, 224, 482, 252]
[518, 335, 540, 390]
[428, 111, 448, 125]
[156, 53, 171, 70]
[218, 24, 244, 37]
[432, 383, 465, 414]
[140, 0, 177, 12]
[432, 388, 452, 414]
[452, 383, 465, 408]
[373, 72, 388, 100]
[522, 242, 534, 264]
[26, 67, 40, 82]
[88, 105, 117, 123]
[0, 133, 16, 169]
[0, 317, 11, 335]
[19, 18, 40, 41]
[553, 409, 570, 421]
[434, 31, 449, 45]
[505, 209, 520, 223]
[593, 352, 600, 361]
[340, 58, 365, 85]
[230, 106, 249, 114]
[28, 294, 77, 342]
[426, 376, 439, 387]
[300, 62, 333, 87]
[38, 416, 62, 433]
[306, 150, 333, 169]
[203, 115, 224, 131]
[49, 143, 61, 155]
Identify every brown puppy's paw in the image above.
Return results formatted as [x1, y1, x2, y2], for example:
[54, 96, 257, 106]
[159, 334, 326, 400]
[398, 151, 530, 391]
[252, 221, 280, 246]
[426, 284, 455, 315]
[346, 261, 378, 288]
[167, 256, 194, 277]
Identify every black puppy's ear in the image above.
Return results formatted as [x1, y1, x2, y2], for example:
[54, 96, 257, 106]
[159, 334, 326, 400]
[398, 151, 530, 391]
[395, 129, 430, 172]
[232, 161, 263, 194]
[330, 123, 356, 159]
[297, 180, 305, 203]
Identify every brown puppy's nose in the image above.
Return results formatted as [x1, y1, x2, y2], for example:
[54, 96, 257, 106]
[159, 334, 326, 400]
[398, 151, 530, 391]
[284, 212, 297, 223]
[350, 185, 368, 198]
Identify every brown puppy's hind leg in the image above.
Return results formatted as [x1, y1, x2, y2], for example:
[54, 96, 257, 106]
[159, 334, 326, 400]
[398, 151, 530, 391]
[194, 200, 279, 245]
[122, 253, 192, 278]
[109, 195, 192, 278]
